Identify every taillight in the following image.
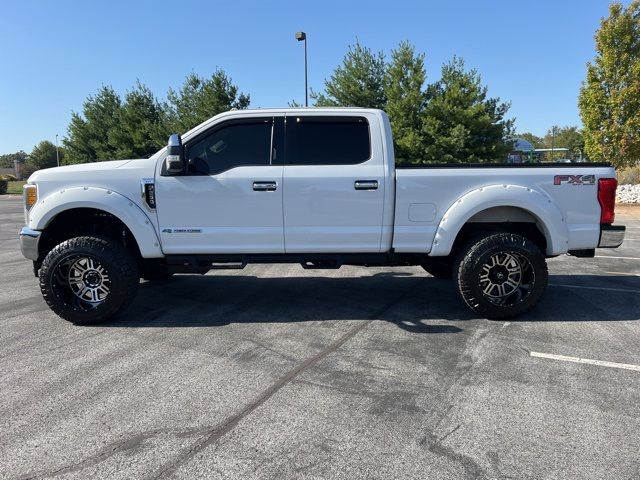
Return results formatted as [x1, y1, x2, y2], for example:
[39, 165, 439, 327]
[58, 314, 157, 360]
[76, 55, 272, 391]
[597, 178, 617, 224]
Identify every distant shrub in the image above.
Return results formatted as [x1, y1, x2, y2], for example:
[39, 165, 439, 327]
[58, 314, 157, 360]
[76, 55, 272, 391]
[618, 165, 640, 185]
[20, 163, 39, 179]
[0, 178, 8, 194]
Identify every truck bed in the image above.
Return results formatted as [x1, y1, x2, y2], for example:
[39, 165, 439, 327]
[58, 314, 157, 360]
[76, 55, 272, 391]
[391, 163, 617, 255]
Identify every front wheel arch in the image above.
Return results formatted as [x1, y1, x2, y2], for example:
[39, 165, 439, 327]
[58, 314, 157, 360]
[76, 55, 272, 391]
[37, 208, 143, 269]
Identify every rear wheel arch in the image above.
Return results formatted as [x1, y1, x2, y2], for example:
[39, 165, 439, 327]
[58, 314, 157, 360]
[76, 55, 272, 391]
[451, 211, 549, 257]
[430, 185, 568, 257]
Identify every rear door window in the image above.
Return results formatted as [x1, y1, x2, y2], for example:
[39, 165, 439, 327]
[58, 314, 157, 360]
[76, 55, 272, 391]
[286, 116, 370, 165]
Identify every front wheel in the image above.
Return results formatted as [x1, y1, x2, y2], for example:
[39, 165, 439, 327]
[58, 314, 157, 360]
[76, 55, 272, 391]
[454, 233, 547, 319]
[39, 236, 139, 324]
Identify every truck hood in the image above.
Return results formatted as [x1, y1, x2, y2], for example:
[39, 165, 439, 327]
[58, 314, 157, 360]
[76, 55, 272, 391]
[26, 157, 158, 215]
[28, 159, 137, 183]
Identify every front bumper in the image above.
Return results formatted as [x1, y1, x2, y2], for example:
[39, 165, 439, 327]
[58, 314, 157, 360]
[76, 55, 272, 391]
[598, 225, 625, 248]
[20, 227, 41, 260]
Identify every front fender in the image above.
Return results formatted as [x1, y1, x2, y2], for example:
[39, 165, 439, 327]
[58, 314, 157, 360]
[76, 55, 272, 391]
[429, 184, 569, 257]
[28, 186, 163, 258]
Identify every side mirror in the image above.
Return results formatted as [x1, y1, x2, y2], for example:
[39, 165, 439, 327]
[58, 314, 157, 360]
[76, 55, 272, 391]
[164, 134, 184, 174]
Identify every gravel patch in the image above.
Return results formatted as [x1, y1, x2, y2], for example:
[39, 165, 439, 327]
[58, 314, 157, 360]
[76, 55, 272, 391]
[617, 184, 640, 204]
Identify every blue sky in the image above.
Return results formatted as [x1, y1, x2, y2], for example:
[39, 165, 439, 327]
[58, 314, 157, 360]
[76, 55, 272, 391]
[0, 0, 622, 154]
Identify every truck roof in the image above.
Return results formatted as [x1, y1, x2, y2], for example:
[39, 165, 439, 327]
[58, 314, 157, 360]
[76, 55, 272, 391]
[181, 107, 386, 142]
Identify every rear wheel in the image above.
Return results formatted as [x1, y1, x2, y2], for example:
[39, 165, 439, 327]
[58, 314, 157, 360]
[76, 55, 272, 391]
[454, 233, 547, 319]
[39, 236, 139, 324]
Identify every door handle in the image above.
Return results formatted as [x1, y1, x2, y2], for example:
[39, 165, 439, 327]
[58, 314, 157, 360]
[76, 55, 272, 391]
[354, 180, 379, 191]
[253, 181, 277, 191]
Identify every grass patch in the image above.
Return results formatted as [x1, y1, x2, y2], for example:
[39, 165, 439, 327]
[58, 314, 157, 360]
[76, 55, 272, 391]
[618, 166, 640, 185]
[6, 181, 26, 195]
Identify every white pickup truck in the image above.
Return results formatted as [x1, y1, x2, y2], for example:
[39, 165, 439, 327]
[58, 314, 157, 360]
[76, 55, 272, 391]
[20, 108, 625, 323]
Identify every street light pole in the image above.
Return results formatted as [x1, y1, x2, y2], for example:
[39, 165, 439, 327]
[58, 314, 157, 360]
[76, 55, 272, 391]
[55, 134, 60, 167]
[295, 31, 308, 107]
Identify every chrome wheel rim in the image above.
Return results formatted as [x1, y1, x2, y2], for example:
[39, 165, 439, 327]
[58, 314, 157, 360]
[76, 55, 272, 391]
[68, 257, 111, 305]
[53, 255, 111, 311]
[479, 252, 535, 306]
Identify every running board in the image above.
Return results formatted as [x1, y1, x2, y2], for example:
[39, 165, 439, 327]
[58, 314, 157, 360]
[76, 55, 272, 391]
[164, 252, 425, 274]
[166, 256, 246, 274]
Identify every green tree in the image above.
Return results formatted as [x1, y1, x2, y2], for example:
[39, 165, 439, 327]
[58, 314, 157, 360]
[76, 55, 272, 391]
[384, 41, 427, 162]
[29, 140, 63, 169]
[421, 57, 514, 163]
[543, 126, 584, 160]
[514, 132, 543, 149]
[0, 150, 28, 168]
[165, 70, 250, 134]
[579, 1, 640, 168]
[63, 85, 123, 164]
[111, 81, 168, 158]
[313, 41, 387, 109]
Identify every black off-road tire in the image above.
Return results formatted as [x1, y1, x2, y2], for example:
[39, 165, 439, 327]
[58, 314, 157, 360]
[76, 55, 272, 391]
[39, 236, 139, 324]
[421, 258, 453, 280]
[454, 233, 547, 319]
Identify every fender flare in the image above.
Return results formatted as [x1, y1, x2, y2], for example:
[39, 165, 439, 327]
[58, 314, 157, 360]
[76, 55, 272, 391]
[28, 186, 163, 258]
[429, 184, 569, 257]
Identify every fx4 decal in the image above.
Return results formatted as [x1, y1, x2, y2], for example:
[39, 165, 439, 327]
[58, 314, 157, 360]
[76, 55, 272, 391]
[554, 174, 596, 186]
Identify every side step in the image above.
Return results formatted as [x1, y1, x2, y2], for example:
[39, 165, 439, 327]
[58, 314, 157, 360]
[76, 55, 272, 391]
[164, 252, 426, 274]
[209, 262, 246, 270]
[166, 256, 246, 274]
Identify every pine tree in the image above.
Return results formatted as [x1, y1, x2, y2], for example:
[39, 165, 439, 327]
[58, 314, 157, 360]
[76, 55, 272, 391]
[63, 86, 123, 163]
[313, 41, 386, 109]
[421, 57, 513, 163]
[165, 70, 250, 134]
[29, 140, 62, 169]
[384, 41, 426, 162]
[111, 81, 168, 158]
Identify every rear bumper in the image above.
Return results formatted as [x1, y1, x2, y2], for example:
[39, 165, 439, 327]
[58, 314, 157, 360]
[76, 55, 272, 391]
[20, 227, 41, 260]
[598, 225, 625, 248]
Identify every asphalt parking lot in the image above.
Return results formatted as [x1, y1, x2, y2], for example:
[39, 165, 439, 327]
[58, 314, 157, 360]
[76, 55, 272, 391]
[1, 196, 639, 480]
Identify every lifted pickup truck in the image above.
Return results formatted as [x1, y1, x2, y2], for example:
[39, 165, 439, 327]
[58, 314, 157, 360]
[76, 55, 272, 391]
[20, 108, 625, 323]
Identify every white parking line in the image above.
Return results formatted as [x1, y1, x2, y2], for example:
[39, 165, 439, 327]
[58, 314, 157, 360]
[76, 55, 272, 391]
[603, 271, 640, 277]
[531, 351, 640, 372]
[595, 255, 640, 260]
[549, 283, 640, 293]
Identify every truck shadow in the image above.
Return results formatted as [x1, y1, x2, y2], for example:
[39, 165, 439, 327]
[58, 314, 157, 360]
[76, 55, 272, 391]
[99, 271, 640, 331]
